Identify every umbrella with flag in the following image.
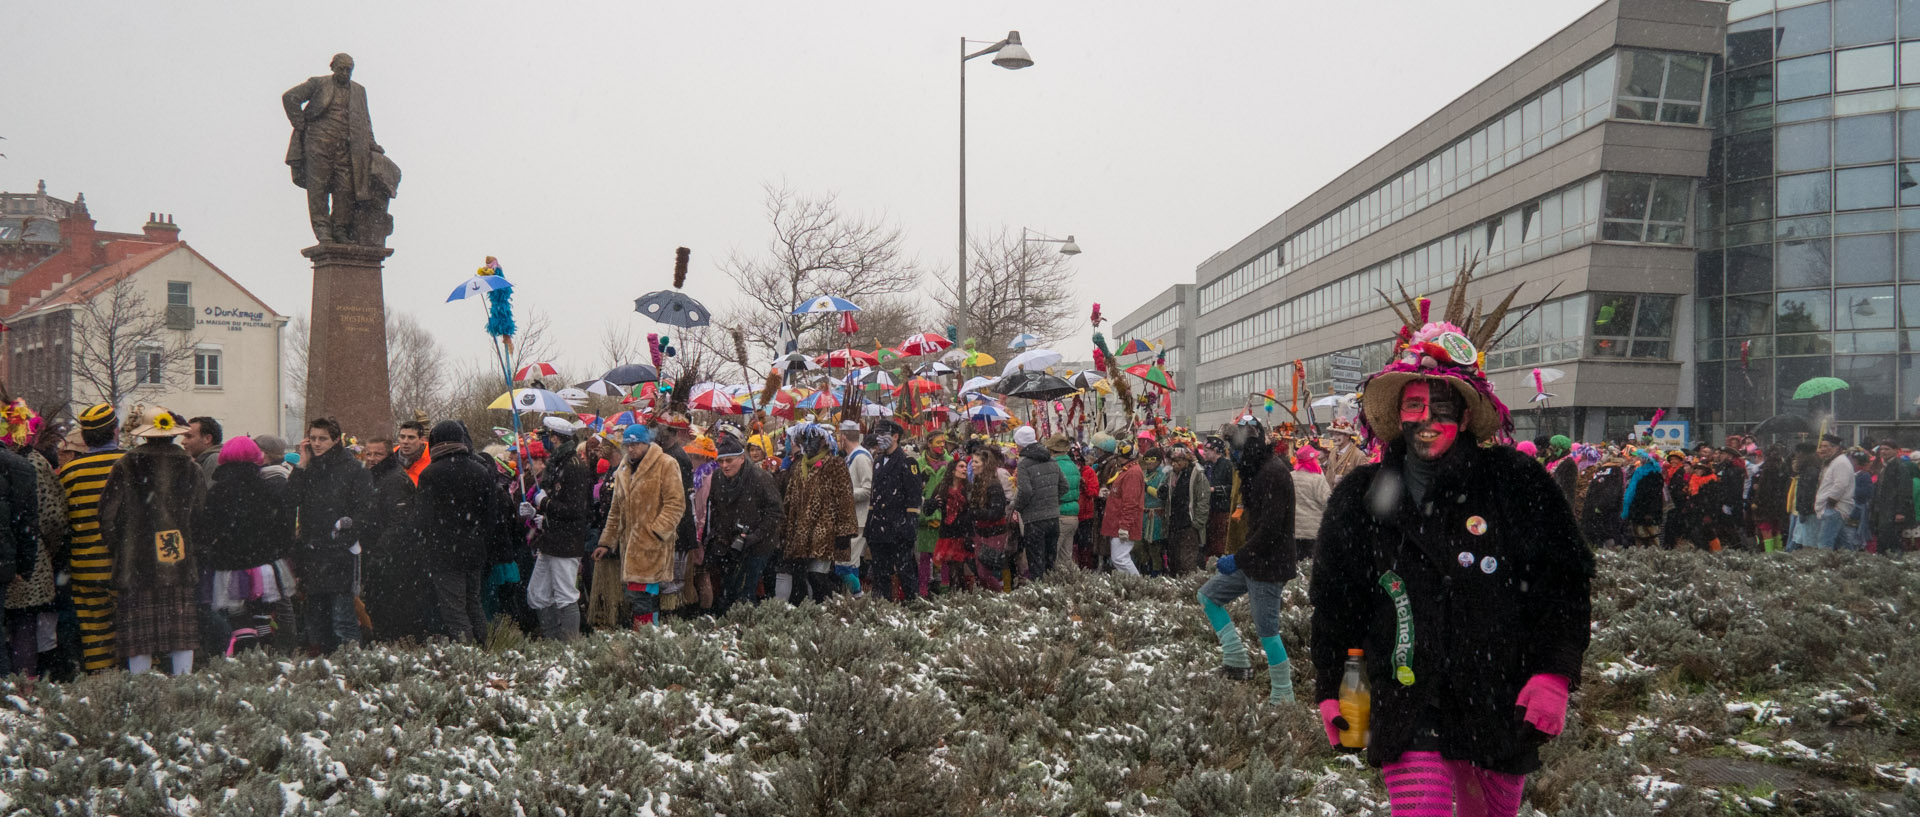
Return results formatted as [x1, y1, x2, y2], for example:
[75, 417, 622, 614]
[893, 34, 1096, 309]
[793, 295, 863, 315]
[900, 332, 954, 357]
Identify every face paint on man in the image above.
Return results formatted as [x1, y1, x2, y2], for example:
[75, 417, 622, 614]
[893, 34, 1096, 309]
[1399, 380, 1466, 460]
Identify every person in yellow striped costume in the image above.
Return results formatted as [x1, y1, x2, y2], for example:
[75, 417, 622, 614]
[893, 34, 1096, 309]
[59, 403, 125, 673]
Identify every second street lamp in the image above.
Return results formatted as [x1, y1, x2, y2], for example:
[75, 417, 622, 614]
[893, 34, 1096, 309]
[958, 30, 1032, 346]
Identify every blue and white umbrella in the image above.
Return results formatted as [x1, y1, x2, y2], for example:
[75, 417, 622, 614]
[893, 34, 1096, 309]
[792, 295, 863, 315]
[966, 405, 1012, 421]
[1010, 333, 1042, 350]
[446, 274, 513, 302]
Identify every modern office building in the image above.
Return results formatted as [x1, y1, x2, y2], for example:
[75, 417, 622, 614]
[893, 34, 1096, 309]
[1699, 0, 1920, 445]
[1112, 284, 1197, 426]
[1183, 0, 1729, 444]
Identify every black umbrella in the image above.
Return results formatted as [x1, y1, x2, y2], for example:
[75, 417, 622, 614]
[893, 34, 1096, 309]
[1002, 372, 1076, 401]
[602, 363, 662, 386]
[633, 290, 712, 328]
[1749, 413, 1812, 440]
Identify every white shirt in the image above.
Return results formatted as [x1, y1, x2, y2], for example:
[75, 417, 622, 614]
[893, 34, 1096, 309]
[1815, 454, 1856, 516]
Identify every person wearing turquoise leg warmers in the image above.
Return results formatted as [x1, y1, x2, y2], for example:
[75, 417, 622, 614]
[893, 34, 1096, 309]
[1194, 415, 1299, 703]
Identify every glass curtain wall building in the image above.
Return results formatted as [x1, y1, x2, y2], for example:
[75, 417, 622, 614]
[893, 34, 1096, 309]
[1190, 0, 1726, 442]
[1702, 0, 1920, 444]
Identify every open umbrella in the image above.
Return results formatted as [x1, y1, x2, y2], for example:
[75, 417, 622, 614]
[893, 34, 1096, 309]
[775, 351, 823, 375]
[573, 378, 624, 396]
[1793, 376, 1850, 400]
[633, 291, 712, 328]
[556, 387, 590, 404]
[861, 401, 895, 418]
[961, 375, 1001, 395]
[849, 368, 897, 387]
[797, 391, 841, 410]
[942, 347, 997, 367]
[1004, 348, 1063, 375]
[445, 273, 512, 302]
[609, 410, 648, 427]
[792, 295, 863, 315]
[1068, 370, 1106, 390]
[1116, 339, 1155, 356]
[489, 388, 573, 413]
[688, 383, 735, 412]
[1009, 332, 1042, 350]
[602, 363, 662, 386]
[915, 361, 957, 376]
[818, 349, 878, 368]
[1126, 362, 1177, 390]
[515, 362, 560, 381]
[1003, 372, 1076, 401]
[966, 405, 1012, 422]
[900, 332, 954, 357]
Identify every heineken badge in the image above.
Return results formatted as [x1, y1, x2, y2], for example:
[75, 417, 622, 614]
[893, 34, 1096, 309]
[1435, 332, 1478, 366]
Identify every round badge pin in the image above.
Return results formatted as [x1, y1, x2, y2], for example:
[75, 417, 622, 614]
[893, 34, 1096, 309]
[1480, 555, 1499, 574]
[1465, 516, 1488, 536]
[1457, 551, 1475, 567]
[1396, 666, 1416, 685]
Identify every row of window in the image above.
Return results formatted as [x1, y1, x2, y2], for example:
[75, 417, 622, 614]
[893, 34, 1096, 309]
[1697, 285, 1920, 348]
[1118, 305, 1181, 345]
[1198, 176, 1613, 364]
[1728, 0, 1920, 55]
[1732, 41, 1920, 111]
[1703, 227, 1920, 296]
[1697, 353, 1920, 423]
[1485, 293, 1679, 371]
[1196, 365, 1284, 412]
[1196, 51, 1630, 314]
[135, 347, 222, 388]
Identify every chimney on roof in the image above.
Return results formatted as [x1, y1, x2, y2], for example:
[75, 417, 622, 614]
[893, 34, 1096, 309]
[143, 212, 180, 242]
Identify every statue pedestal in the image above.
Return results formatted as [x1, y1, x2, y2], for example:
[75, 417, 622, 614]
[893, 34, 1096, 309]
[302, 242, 393, 441]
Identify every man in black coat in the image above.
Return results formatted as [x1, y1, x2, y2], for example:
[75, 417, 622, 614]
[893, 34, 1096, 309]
[705, 435, 782, 614]
[864, 420, 924, 601]
[361, 441, 432, 641]
[415, 420, 501, 643]
[528, 434, 595, 640]
[1311, 356, 1592, 815]
[289, 417, 371, 652]
[1196, 416, 1296, 704]
[1869, 440, 1918, 554]
[0, 443, 37, 677]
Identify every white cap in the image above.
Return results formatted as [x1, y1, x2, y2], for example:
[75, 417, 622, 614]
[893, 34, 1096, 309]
[1013, 426, 1038, 446]
[542, 416, 575, 435]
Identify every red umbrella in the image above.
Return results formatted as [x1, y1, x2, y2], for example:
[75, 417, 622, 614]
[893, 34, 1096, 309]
[899, 332, 955, 357]
[817, 349, 879, 368]
[1126, 363, 1177, 391]
[515, 362, 560, 381]
[688, 384, 736, 412]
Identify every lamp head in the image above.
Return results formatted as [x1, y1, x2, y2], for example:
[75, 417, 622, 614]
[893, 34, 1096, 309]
[1058, 235, 1081, 255]
[992, 30, 1033, 69]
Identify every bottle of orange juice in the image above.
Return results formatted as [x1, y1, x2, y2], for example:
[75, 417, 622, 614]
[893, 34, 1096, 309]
[1338, 648, 1370, 749]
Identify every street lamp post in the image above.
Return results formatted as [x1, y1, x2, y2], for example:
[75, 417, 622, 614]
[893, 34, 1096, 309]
[1019, 227, 1081, 331]
[958, 30, 1033, 346]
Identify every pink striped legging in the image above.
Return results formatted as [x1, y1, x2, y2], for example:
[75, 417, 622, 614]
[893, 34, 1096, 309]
[1382, 751, 1525, 817]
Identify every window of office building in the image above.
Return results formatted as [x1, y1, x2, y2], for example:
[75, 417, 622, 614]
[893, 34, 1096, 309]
[137, 344, 165, 386]
[1615, 51, 1709, 124]
[1602, 174, 1694, 243]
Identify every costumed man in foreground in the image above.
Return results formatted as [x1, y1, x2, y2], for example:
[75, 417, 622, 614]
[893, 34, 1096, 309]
[1310, 275, 1594, 817]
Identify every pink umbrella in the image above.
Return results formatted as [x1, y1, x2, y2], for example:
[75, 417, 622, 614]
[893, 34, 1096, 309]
[899, 332, 955, 357]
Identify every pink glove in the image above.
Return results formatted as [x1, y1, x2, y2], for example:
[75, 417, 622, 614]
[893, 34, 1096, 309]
[1318, 699, 1344, 747]
[1515, 673, 1571, 736]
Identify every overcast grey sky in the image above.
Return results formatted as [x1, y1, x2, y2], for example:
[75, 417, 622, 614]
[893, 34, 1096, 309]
[7, 0, 1601, 373]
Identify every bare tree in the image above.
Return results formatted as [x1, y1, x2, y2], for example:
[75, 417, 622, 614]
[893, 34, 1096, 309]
[932, 227, 1079, 356]
[717, 183, 926, 364]
[387, 310, 454, 426]
[600, 324, 645, 370]
[67, 280, 198, 411]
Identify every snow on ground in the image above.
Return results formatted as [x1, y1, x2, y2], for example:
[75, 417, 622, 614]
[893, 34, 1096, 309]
[0, 550, 1916, 816]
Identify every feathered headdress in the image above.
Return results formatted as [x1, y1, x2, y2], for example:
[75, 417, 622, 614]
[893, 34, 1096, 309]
[1357, 260, 1557, 445]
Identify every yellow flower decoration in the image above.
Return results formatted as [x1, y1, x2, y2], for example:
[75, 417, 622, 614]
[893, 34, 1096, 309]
[152, 413, 176, 432]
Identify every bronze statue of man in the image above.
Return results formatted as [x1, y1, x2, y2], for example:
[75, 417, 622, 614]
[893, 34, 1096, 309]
[284, 53, 397, 247]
